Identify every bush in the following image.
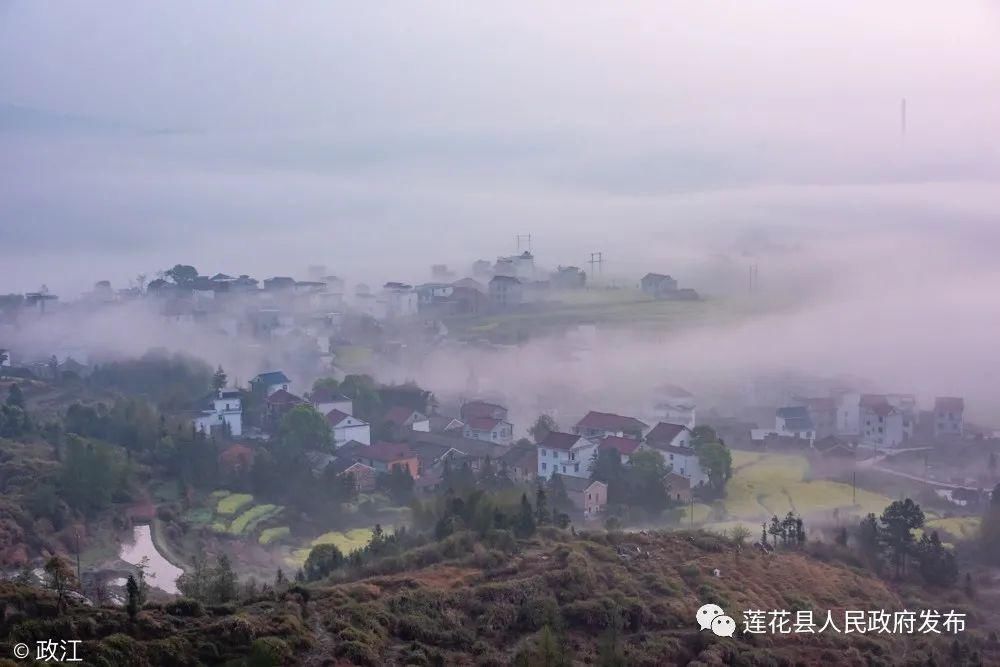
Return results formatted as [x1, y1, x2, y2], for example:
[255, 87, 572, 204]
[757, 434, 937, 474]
[165, 597, 204, 617]
[335, 640, 380, 666]
[247, 637, 292, 666]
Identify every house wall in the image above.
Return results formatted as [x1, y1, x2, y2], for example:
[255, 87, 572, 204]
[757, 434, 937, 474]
[569, 483, 607, 517]
[836, 392, 861, 436]
[537, 442, 596, 479]
[194, 411, 243, 438]
[934, 409, 963, 437]
[333, 421, 371, 447]
[861, 409, 904, 448]
[663, 450, 707, 486]
[463, 421, 513, 445]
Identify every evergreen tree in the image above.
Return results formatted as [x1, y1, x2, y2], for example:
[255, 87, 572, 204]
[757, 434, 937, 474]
[6, 383, 25, 408]
[515, 493, 536, 538]
[125, 575, 140, 621]
[212, 366, 228, 391]
[535, 486, 550, 525]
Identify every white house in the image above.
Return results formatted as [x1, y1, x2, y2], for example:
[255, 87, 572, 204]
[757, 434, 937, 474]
[645, 422, 691, 449]
[193, 390, 243, 437]
[775, 406, 816, 442]
[860, 396, 904, 448]
[382, 283, 418, 319]
[654, 445, 707, 486]
[310, 387, 353, 417]
[933, 397, 965, 438]
[250, 371, 291, 397]
[836, 391, 861, 436]
[462, 417, 513, 445]
[536, 431, 598, 480]
[326, 409, 371, 447]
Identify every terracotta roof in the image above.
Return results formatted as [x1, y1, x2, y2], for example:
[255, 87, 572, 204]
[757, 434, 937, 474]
[553, 474, 604, 494]
[460, 400, 507, 420]
[599, 435, 642, 456]
[466, 417, 502, 431]
[539, 431, 586, 451]
[860, 394, 890, 408]
[311, 387, 351, 404]
[356, 442, 414, 463]
[325, 409, 353, 426]
[575, 411, 648, 433]
[383, 406, 421, 425]
[934, 397, 965, 412]
[646, 422, 688, 445]
[266, 389, 303, 405]
[650, 443, 698, 457]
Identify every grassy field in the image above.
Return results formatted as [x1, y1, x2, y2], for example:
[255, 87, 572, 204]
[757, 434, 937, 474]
[216, 492, 254, 515]
[700, 452, 894, 533]
[287, 527, 384, 567]
[924, 516, 981, 541]
[258, 526, 290, 545]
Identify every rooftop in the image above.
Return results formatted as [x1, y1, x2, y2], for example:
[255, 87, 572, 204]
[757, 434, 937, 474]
[253, 370, 290, 385]
[599, 435, 642, 456]
[646, 422, 688, 444]
[538, 431, 586, 451]
[553, 474, 604, 494]
[576, 411, 648, 433]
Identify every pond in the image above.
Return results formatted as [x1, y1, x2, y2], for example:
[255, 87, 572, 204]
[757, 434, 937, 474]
[118, 524, 183, 594]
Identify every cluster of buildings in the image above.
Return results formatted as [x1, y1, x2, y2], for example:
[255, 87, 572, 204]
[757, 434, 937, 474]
[200, 369, 710, 521]
[752, 391, 968, 452]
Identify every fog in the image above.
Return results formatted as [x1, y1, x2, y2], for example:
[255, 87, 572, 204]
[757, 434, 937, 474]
[2, 3, 1000, 424]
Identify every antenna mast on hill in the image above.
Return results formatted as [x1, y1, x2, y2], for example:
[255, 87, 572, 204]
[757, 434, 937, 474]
[515, 234, 533, 253]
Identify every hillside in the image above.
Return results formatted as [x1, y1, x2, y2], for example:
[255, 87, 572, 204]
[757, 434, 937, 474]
[0, 529, 993, 666]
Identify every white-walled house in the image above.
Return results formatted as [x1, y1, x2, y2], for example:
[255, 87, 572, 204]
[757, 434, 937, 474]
[654, 445, 707, 486]
[250, 371, 291, 397]
[311, 387, 353, 417]
[193, 390, 243, 437]
[644, 422, 691, 450]
[836, 392, 861, 436]
[933, 397, 964, 438]
[462, 417, 514, 445]
[775, 406, 816, 442]
[382, 283, 418, 318]
[536, 431, 598, 480]
[326, 410, 371, 447]
[860, 396, 905, 448]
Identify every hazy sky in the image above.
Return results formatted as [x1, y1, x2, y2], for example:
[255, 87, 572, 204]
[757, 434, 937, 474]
[2, 1, 1000, 294]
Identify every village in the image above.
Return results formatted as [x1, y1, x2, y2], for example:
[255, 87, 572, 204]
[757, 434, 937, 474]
[0, 246, 996, 597]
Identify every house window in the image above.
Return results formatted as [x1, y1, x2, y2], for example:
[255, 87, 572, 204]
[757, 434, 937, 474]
[575, 464, 580, 473]
[541, 462, 547, 470]
[541, 449, 546, 457]
[562, 466, 566, 473]
[587, 493, 591, 500]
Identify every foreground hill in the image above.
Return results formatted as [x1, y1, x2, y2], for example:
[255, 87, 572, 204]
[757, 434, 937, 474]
[0, 529, 993, 666]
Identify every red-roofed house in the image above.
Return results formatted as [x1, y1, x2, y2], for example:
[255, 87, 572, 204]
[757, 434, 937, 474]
[381, 406, 430, 438]
[598, 435, 642, 464]
[645, 422, 691, 449]
[536, 431, 597, 480]
[462, 416, 513, 445]
[326, 409, 371, 447]
[933, 397, 965, 438]
[352, 442, 419, 478]
[460, 400, 508, 422]
[265, 388, 304, 426]
[573, 411, 648, 441]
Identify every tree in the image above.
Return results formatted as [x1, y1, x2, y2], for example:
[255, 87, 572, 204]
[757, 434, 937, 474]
[627, 449, 671, 516]
[590, 448, 628, 505]
[304, 544, 345, 581]
[212, 366, 228, 391]
[311, 377, 340, 395]
[690, 425, 718, 449]
[379, 466, 415, 505]
[768, 515, 785, 547]
[858, 513, 881, 561]
[126, 575, 140, 621]
[730, 524, 751, 551]
[44, 555, 77, 614]
[277, 405, 332, 452]
[694, 441, 732, 493]
[916, 531, 958, 587]
[515, 493, 536, 538]
[210, 555, 238, 604]
[597, 606, 626, 667]
[547, 474, 574, 514]
[879, 499, 925, 578]
[980, 483, 1000, 560]
[535, 486, 550, 525]
[165, 264, 198, 286]
[6, 383, 25, 408]
[338, 375, 382, 422]
[529, 414, 558, 442]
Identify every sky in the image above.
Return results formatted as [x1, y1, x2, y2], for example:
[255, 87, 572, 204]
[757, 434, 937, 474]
[2, 1, 1000, 295]
[3, 2, 1000, 419]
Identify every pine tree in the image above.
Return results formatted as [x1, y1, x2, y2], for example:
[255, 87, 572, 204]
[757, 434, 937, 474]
[126, 575, 140, 622]
[515, 493, 536, 538]
[535, 486, 549, 525]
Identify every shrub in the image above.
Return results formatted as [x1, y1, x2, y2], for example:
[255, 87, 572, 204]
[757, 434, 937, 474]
[217, 493, 253, 515]
[247, 637, 292, 666]
[165, 597, 204, 617]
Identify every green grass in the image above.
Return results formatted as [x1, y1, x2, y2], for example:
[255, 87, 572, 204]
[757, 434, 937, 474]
[182, 508, 214, 526]
[710, 453, 894, 525]
[217, 493, 254, 515]
[209, 490, 231, 500]
[259, 526, 291, 545]
[229, 504, 282, 535]
[925, 516, 980, 541]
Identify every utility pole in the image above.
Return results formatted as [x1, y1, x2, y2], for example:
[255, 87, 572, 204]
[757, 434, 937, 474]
[588, 252, 603, 278]
[852, 471, 856, 505]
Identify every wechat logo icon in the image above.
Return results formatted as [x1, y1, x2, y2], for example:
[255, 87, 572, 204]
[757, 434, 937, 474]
[697, 603, 737, 637]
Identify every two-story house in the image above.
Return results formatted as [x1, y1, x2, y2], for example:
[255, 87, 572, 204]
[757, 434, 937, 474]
[573, 411, 648, 441]
[250, 371, 291, 397]
[553, 474, 607, 518]
[933, 397, 964, 439]
[775, 406, 816, 442]
[193, 389, 243, 437]
[860, 395, 904, 448]
[326, 409, 371, 447]
[649, 444, 707, 486]
[644, 422, 692, 450]
[536, 431, 597, 480]
[462, 417, 513, 445]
